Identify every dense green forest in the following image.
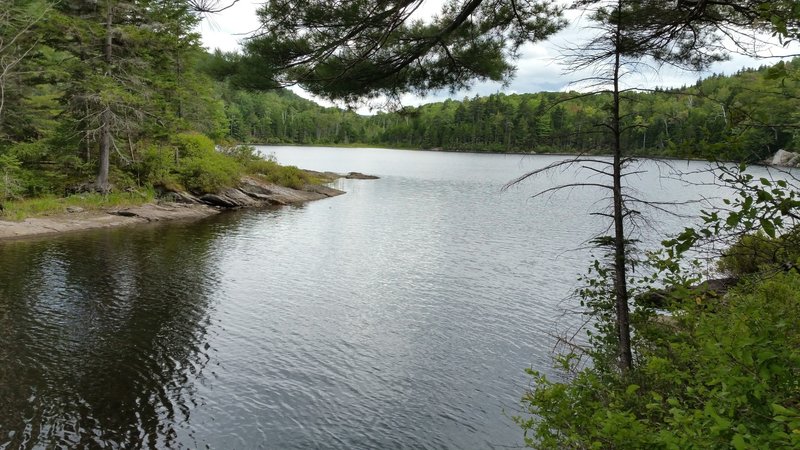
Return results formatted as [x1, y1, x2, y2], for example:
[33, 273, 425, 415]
[0, 0, 321, 209]
[215, 56, 800, 162]
[363, 62, 800, 161]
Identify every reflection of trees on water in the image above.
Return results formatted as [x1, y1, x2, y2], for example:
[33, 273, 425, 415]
[0, 216, 240, 448]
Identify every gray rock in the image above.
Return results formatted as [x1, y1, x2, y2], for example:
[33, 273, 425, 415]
[199, 193, 240, 208]
[770, 149, 800, 167]
[111, 210, 139, 217]
[345, 172, 380, 179]
[66, 206, 84, 213]
[164, 191, 201, 204]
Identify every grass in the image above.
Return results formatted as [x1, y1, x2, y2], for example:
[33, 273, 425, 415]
[1, 190, 154, 221]
[244, 159, 317, 190]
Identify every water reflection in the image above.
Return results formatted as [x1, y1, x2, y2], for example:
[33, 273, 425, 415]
[0, 219, 230, 448]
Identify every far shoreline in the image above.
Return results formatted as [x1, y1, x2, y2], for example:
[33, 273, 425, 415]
[250, 142, 742, 164]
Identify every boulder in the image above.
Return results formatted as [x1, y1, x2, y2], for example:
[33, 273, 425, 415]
[303, 184, 345, 197]
[161, 191, 201, 204]
[199, 188, 260, 208]
[770, 149, 800, 167]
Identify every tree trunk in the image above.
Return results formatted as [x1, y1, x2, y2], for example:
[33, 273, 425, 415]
[96, 109, 111, 192]
[612, 4, 633, 372]
[96, 2, 114, 193]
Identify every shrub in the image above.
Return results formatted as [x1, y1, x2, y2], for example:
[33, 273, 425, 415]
[519, 272, 800, 449]
[138, 144, 177, 185]
[245, 158, 309, 190]
[219, 144, 263, 163]
[718, 228, 800, 277]
[172, 132, 216, 159]
[178, 151, 242, 194]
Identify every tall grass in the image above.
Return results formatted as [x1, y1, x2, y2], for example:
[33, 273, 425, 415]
[1, 190, 154, 221]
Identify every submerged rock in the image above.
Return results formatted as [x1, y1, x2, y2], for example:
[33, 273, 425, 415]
[345, 172, 380, 179]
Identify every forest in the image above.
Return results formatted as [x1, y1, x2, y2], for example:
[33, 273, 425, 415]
[364, 62, 800, 161]
[0, 0, 324, 211]
[213, 56, 800, 163]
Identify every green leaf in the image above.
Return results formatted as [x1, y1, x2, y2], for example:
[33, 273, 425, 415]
[726, 213, 740, 228]
[731, 434, 747, 450]
[772, 404, 793, 415]
[760, 218, 776, 238]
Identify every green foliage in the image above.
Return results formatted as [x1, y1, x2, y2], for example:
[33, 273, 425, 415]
[138, 144, 178, 186]
[520, 272, 800, 449]
[164, 133, 245, 194]
[211, 56, 800, 161]
[522, 161, 800, 448]
[0, 154, 24, 200]
[172, 132, 217, 159]
[217, 143, 312, 189]
[177, 151, 242, 194]
[243, 0, 565, 102]
[248, 160, 309, 190]
[218, 143, 263, 163]
[718, 228, 800, 277]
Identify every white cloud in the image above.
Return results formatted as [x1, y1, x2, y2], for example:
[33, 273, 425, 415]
[198, 0, 262, 52]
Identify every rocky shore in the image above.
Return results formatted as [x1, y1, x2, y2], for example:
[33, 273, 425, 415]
[0, 175, 352, 241]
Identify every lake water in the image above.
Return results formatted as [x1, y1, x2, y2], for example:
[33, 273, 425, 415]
[0, 147, 762, 448]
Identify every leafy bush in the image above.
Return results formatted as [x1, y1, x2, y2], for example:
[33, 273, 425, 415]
[245, 158, 309, 190]
[177, 151, 242, 194]
[519, 272, 800, 449]
[172, 132, 216, 159]
[718, 228, 800, 277]
[138, 144, 178, 185]
[219, 144, 264, 163]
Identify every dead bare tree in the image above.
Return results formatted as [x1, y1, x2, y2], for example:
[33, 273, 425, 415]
[504, 0, 784, 371]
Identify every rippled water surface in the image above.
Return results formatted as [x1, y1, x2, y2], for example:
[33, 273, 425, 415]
[0, 148, 762, 448]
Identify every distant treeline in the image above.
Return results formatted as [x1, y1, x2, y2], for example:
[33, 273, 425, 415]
[218, 57, 799, 163]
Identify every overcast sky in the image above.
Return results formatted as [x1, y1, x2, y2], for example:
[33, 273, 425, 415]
[197, 1, 797, 112]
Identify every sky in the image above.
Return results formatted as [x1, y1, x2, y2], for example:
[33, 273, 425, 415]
[197, 1, 798, 112]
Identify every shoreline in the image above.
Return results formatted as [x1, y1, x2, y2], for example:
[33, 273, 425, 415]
[0, 176, 349, 242]
[253, 142, 736, 163]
